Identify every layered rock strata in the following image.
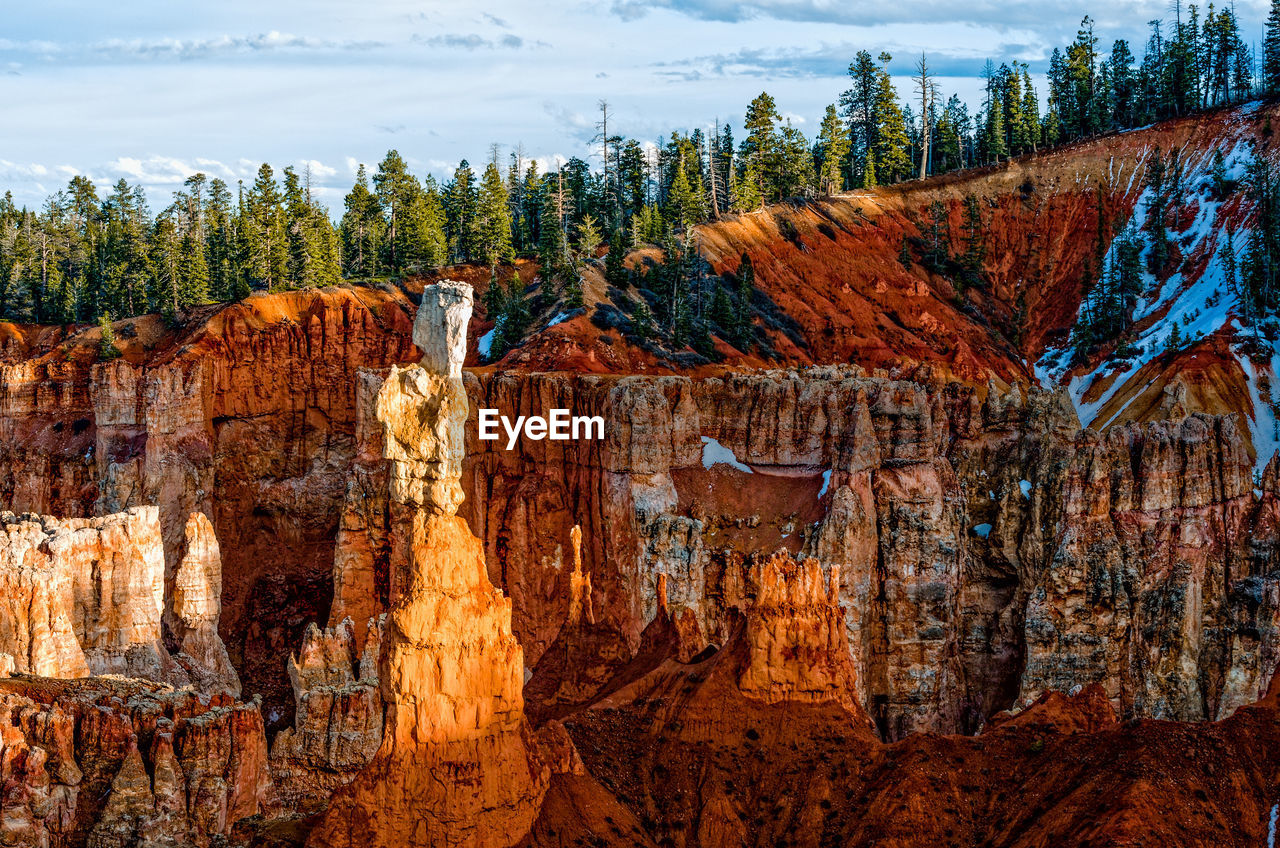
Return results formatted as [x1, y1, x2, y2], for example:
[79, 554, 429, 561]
[0, 289, 420, 727]
[0, 506, 239, 693]
[307, 365, 1280, 739]
[3, 291, 1279, 739]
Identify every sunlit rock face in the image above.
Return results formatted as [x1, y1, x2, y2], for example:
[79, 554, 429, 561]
[310, 282, 548, 848]
[169, 511, 241, 696]
[0, 506, 171, 681]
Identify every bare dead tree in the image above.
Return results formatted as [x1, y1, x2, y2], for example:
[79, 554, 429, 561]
[706, 119, 722, 220]
[914, 53, 935, 180]
[593, 100, 615, 224]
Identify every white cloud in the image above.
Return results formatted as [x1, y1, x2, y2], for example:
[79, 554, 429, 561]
[0, 0, 1269, 212]
[300, 159, 337, 179]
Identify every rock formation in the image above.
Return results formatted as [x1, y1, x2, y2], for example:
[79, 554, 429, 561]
[736, 551, 862, 712]
[270, 616, 384, 805]
[311, 282, 548, 848]
[0, 507, 172, 681]
[0, 288, 420, 727]
[0, 513, 89, 678]
[0, 676, 272, 848]
[169, 511, 241, 696]
[0, 506, 242, 694]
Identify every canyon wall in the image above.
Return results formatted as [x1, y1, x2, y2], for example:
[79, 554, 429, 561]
[276, 356, 1280, 740]
[456, 369, 1280, 735]
[4, 296, 1277, 740]
[0, 289, 419, 727]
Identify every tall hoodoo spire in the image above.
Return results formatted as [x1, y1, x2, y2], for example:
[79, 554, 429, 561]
[311, 282, 547, 848]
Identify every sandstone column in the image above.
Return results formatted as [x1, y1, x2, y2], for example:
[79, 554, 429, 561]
[311, 282, 546, 848]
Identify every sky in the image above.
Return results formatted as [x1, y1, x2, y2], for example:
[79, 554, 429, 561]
[0, 0, 1272, 211]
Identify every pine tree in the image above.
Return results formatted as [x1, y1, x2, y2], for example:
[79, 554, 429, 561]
[666, 158, 703, 230]
[98, 312, 121, 360]
[178, 230, 210, 306]
[961, 194, 986, 282]
[245, 164, 286, 291]
[398, 175, 447, 272]
[741, 92, 781, 205]
[519, 161, 544, 253]
[500, 272, 530, 349]
[922, 200, 950, 268]
[841, 51, 880, 189]
[206, 178, 239, 300]
[282, 166, 315, 290]
[340, 165, 383, 278]
[1019, 65, 1041, 151]
[373, 150, 418, 273]
[733, 158, 763, 211]
[1067, 17, 1100, 135]
[150, 212, 182, 318]
[777, 121, 814, 197]
[576, 213, 603, 262]
[446, 160, 480, 263]
[1144, 148, 1171, 273]
[873, 54, 912, 182]
[734, 252, 755, 348]
[538, 180, 568, 278]
[981, 60, 1008, 162]
[477, 157, 515, 268]
[631, 298, 654, 342]
[816, 104, 851, 194]
[605, 228, 628, 288]
[1267, 0, 1280, 93]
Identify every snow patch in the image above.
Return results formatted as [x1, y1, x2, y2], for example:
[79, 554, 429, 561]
[972, 523, 992, 538]
[1269, 802, 1278, 848]
[818, 469, 832, 498]
[700, 436, 753, 474]
[1237, 352, 1280, 477]
[478, 327, 497, 358]
[546, 311, 571, 328]
[1019, 480, 1032, 499]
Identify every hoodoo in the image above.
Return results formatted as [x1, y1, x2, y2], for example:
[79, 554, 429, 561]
[310, 282, 547, 848]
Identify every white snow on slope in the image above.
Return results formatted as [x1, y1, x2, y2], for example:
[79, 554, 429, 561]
[1238, 352, 1280, 475]
[1035, 126, 1277, 471]
[701, 436, 753, 473]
